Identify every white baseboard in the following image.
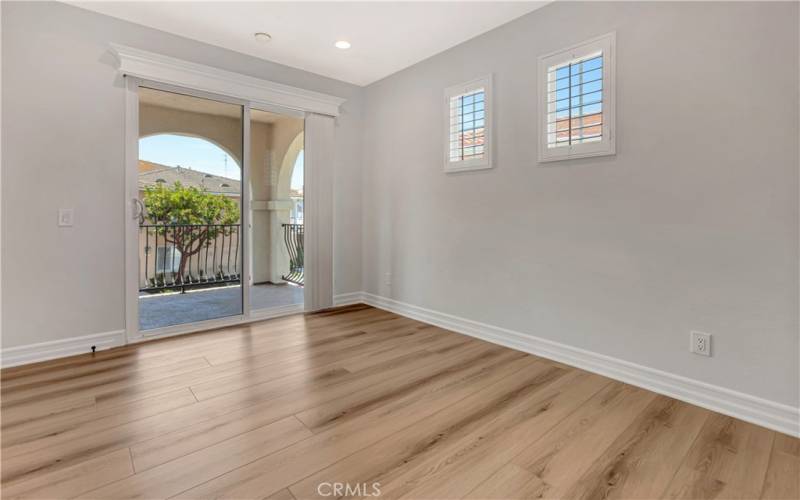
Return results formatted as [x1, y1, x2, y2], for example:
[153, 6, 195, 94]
[333, 292, 365, 307]
[334, 291, 799, 437]
[1, 329, 126, 368]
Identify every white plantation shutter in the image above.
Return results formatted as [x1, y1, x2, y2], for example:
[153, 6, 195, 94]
[547, 53, 604, 147]
[539, 33, 615, 162]
[449, 89, 486, 161]
[444, 75, 492, 172]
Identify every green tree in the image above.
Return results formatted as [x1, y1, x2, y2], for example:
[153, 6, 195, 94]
[143, 181, 240, 284]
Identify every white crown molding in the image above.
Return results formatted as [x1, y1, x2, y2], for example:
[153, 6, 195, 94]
[333, 291, 799, 437]
[109, 44, 346, 116]
[1, 330, 126, 368]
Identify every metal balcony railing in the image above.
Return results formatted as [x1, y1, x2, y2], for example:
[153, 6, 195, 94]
[139, 223, 241, 293]
[282, 223, 304, 285]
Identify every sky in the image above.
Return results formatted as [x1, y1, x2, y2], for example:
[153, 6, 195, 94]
[140, 134, 304, 190]
[291, 151, 303, 191]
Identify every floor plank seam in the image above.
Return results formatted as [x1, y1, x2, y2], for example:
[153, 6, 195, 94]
[4, 374, 197, 412]
[163, 431, 313, 500]
[757, 433, 778, 500]
[460, 377, 615, 499]
[655, 411, 712, 499]
[5, 446, 137, 499]
[292, 414, 315, 434]
[77, 359, 353, 446]
[76, 421, 311, 500]
[754, 432, 778, 500]
[1, 389, 198, 460]
[128, 446, 137, 474]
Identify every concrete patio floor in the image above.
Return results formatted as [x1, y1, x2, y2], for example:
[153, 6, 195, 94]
[139, 283, 303, 331]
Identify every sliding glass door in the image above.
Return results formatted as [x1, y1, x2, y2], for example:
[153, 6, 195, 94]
[135, 86, 244, 331]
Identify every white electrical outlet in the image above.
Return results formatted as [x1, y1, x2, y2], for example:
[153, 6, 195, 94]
[384, 272, 392, 286]
[690, 331, 712, 357]
[58, 208, 74, 227]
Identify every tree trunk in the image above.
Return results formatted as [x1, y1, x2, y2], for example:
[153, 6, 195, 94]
[177, 253, 189, 286]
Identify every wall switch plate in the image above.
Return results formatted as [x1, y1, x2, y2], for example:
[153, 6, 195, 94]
[58, 208, 74, 227]
[690, 331, 711, 357]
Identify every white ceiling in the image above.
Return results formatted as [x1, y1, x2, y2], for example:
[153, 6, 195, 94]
[71, 1, 548, 86]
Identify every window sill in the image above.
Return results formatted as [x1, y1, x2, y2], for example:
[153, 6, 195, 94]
[538, 146, 615, 163]
[444, 160, 493, 173]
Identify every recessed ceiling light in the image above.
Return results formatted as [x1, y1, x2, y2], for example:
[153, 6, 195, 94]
[254, 32, 272, 43]
[335, 40, 351, 50]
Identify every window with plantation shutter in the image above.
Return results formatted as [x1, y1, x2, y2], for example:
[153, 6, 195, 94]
[539, 33, 616, 162]
[444, 75, 492, 172]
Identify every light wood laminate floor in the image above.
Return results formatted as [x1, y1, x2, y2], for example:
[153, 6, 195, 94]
[1, 305, 797, 499]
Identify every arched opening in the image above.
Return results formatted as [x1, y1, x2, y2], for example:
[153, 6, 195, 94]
[288, 150, 304, 224]
[139, 133, 241, 178]
[277, 131, 304, 200]
[137, 130, 244, 329]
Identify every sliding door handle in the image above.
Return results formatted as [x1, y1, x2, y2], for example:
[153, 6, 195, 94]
[132, 198, 145, 224]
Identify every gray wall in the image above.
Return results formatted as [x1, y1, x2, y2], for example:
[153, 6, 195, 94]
[1, 1, 363, 348]
[362, 1, 799, 406]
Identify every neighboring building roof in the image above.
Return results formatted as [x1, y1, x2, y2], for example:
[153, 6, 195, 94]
[138, 160, 240, 196]
[138, 160, 166, 173]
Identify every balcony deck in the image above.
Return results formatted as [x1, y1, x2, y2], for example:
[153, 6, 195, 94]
[139, 283, 303, 331]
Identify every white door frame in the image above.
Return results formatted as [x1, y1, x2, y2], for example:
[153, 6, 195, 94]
[124, 77, 140, 342]
[119, 46, 343, 344]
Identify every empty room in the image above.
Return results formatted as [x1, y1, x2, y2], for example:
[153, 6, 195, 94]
[1, 1, 798, 499]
